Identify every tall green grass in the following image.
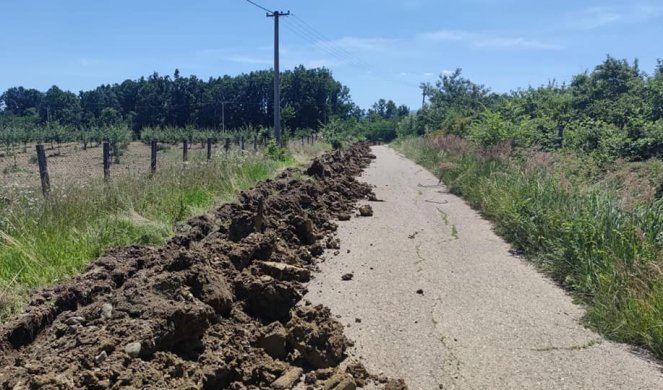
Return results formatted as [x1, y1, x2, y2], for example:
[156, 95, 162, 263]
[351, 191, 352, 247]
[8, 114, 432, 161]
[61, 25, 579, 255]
[0, 145, 327, 319]
[395, 136, 663, 359]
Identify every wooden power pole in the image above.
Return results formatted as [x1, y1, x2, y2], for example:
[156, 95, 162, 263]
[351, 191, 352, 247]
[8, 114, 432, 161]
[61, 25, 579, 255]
[267, 10, 289, 146]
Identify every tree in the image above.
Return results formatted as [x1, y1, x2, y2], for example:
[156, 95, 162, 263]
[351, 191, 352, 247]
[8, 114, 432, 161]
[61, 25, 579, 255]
[39, 86, 81, 126]
[571, 56, 647, 129]
[1, 87, 43, 116]
[650, 60, 663, 121]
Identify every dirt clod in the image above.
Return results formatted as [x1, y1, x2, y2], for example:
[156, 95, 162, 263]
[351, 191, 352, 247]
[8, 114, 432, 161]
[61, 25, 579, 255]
[124, 342, 142, 358]
[272, 367, 303, 389]
[358, 205, 373, 216]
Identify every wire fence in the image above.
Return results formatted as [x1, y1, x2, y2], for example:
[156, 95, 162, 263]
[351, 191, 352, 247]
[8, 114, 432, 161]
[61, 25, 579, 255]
[0, 134, 320, 201]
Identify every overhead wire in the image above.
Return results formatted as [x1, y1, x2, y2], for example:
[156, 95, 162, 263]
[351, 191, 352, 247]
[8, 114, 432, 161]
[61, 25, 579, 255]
[282, 13, 420, 90]
[244, 0, 272, 14]
[281, 22, 357, 67]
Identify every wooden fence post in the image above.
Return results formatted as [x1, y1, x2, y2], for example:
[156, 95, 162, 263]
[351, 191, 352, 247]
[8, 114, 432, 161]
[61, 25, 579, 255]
[207, 138, 212, 160]
[103, 142, 110, 181]
[240, 136, 245, 151]
[36, 144, 50, 196]
[253, 135, 258, 151]
[224, 138, 230, 153]
[183, 140, 189, 162]
[150, 141, 157, 175]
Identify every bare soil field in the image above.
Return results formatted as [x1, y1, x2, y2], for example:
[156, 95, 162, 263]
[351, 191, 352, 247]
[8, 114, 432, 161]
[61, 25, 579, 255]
[0, 143, 405, 389]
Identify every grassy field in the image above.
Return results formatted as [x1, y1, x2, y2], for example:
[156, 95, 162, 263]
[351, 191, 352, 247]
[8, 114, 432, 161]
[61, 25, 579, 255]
[395, 135, 663, 359]
[0, 140, 329, 320]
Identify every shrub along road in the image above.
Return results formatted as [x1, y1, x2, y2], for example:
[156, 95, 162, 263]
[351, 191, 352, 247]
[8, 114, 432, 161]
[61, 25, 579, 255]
[306, 145, 662, 389]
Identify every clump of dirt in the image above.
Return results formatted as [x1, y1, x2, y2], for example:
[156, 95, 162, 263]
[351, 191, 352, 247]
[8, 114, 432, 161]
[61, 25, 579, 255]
[0, 142, 404, 389]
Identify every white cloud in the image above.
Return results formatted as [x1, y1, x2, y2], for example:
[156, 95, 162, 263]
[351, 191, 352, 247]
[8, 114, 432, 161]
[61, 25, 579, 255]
[78, 58, 104, 67]
[301, 58, 341, 68]
[567, 3, 663, 30]
[474, 37, 561, 50]
[320, 37, 396, 52]
[418, 30, 470, 41]
[224, 55, 271, 65]
[568, 7, 622, 29]
[418, 30, 561, 50]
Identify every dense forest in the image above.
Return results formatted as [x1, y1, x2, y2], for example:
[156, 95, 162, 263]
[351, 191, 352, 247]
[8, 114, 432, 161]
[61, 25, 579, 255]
[398, 56, 663, 161]
[0, 66, 361, 133]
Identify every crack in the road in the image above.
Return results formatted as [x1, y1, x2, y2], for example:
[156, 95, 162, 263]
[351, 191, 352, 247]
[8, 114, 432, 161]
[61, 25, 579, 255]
[430, 298, 467, 386]
[532, 339, 602, 352]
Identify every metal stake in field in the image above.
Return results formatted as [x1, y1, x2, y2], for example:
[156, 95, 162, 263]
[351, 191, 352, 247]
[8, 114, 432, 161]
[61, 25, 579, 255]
[36, 144, 51, 196]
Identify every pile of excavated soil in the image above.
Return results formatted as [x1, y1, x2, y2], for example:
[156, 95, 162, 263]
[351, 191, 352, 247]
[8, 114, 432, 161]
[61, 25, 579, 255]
[0, 142, 406, 389]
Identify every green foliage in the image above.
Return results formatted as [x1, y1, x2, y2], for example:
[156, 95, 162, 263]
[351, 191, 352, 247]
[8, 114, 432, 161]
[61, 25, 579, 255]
[400, 57, 663, 161]
[320, 118, 362, 149]
[103, 125, 132, 163]
[1, 66, 358, 133]
[360, 118, 397, 143]
[265, 139, 289, 161]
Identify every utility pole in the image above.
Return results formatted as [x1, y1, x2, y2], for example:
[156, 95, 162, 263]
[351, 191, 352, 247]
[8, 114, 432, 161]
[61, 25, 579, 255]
[267, 10, 289, 146]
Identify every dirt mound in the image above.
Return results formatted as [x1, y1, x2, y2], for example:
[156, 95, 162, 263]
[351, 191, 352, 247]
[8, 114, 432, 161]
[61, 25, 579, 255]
[0, 143, 402, 389]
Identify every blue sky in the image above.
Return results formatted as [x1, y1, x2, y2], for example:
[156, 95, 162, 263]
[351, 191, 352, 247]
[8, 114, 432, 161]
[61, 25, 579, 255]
[1, 0, 662, 110]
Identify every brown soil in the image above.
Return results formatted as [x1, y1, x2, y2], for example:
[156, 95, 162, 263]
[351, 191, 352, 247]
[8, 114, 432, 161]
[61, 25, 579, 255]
[0, 143, 405, 389]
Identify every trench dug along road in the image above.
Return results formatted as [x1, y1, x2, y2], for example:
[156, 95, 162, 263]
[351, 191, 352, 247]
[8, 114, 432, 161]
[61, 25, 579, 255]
[0, 143, 662, 389]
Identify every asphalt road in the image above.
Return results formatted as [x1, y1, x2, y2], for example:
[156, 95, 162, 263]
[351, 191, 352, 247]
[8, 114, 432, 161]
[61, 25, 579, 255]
[305, 145, 663, 390]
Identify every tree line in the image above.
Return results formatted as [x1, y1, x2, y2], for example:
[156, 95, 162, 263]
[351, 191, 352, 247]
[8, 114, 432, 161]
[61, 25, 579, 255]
[0, 65, 360, 133]
[399, 56, 663, 161]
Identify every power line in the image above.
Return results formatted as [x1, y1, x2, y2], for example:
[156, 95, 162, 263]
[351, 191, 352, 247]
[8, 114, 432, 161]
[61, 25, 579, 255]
[244, 0, 272, 13]
[289, 15, 367, 66]
[282, 15, 419, 90]
[281, 22, 354, 67]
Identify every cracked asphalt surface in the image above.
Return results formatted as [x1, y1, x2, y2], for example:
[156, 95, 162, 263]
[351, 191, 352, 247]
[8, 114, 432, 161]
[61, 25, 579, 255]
[304, 145, 663, 389]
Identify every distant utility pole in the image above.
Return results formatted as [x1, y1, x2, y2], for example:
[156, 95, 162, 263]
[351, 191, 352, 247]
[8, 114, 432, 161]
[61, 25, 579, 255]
[267, 10, 289, 146]
[221, 101, 227, 131]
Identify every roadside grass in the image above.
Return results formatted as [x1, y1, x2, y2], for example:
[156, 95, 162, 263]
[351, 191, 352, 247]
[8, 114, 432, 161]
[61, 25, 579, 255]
[394, 135, 663, 359]
[0, 144, 329, 320]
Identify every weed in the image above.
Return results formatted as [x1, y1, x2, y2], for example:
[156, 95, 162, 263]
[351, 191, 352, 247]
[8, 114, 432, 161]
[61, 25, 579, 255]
[437, 208, 449, 225]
